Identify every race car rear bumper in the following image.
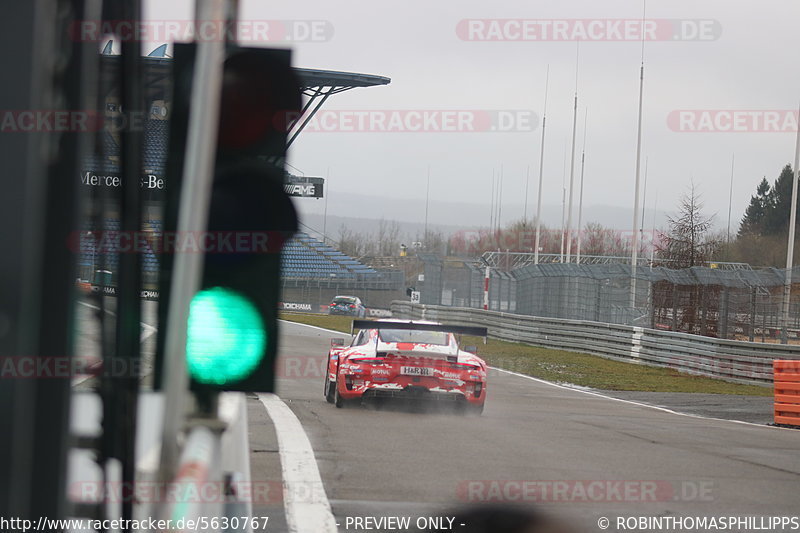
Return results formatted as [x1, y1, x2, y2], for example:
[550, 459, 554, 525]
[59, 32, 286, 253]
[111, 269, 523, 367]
[362, 386, 466, 402]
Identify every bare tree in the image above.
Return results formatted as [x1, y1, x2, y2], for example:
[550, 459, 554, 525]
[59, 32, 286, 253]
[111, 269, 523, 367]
[656, 183, 721, 268]
[376, 218, 402, 256]
[418, 229, 446, 254]
[338, 224, 368, 258]
[580, 222, 632, 257]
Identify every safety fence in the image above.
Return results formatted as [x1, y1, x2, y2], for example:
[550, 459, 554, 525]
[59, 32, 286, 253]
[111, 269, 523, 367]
[417, 256, 800, 343]
[280, 273, 404, 311]
[391, 302, 800, 385]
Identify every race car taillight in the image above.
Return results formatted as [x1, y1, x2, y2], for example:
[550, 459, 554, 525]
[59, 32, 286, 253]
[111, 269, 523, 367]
[349, 357, 384, 364]
[474, 381, 483, 398]
[349, 304, 355, 308]
[450, 362, 480, 370]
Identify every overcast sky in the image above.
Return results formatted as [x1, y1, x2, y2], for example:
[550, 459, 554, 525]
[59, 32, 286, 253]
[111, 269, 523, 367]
[142, 0, 800, 231]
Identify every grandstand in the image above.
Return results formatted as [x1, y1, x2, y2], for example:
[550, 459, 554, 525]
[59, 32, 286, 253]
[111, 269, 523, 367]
[80, 224, 391, 291]
[280, 234, 406, 309]
[76, 49, 404, 308]
[282, 232, 378, 279]
[78, 218, 162, 288]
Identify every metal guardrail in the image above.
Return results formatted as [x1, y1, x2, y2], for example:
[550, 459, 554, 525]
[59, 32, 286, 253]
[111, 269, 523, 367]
[390, 302, 800, 385]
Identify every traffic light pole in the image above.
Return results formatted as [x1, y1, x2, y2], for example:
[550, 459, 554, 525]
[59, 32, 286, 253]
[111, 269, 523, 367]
[158, 0, 227, 483]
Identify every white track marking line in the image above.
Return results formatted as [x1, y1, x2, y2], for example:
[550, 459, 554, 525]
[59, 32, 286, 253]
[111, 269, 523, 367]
[257, 393, 338, 533]
[77, 300, 157, 341]
[280, 320, 795, 431]
[490, 366, 795, 431]
[279, 319, 350, 336]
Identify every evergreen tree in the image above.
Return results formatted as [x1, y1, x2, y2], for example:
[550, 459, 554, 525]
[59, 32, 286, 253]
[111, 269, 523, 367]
[738, 177, 771, 236]
[656, 183, 720, 268]
[763, 164, 797, 235]
[731, 164, 799, 266]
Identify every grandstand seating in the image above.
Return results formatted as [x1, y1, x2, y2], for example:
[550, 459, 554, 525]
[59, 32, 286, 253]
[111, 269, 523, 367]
[79, 227, 380, 282]
[142, 119, 168, 173]
[78, 218, 161, 281]
[83, 120, 166, 175]
[281, 232, 379, 279]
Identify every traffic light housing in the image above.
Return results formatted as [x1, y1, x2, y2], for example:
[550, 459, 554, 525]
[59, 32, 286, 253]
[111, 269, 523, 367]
[185, 47, 300, 392]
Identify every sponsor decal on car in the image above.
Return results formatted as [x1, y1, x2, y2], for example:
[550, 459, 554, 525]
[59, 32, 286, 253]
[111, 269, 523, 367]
[400, 366, 434, 377]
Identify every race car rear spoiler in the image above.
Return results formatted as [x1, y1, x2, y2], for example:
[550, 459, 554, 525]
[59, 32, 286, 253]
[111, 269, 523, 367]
[350, 320, 488, 338]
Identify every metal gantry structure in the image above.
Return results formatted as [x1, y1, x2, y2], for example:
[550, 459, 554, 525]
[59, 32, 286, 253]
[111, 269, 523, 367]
[288, 68, 391, 148]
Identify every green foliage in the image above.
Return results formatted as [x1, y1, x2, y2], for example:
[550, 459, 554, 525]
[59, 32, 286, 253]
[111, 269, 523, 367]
[738, 177, 771, 236]
[739, 165, 797, 237]
[732, 164, 799, 266]
[763, 164, 799, 235]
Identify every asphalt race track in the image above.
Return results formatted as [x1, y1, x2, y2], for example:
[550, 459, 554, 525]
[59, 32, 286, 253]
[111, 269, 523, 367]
[248, 321, 800, 533]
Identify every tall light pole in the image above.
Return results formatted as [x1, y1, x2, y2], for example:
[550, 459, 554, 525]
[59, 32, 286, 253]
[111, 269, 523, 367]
[489, 168, 495, 231]
[650, 187, 658, 266]
[780, 104, 800, 344]
[560, 140, 567, 262]
[565, 41, 580, 263]
[640, 157, 649, 258]
[498, 164, 504, 230]
[629, 0, 647, 314]
[641, 158, 649, 234]
[726, 154, 735, 245]
[523, 165, 531, 222]
[534, 65, 550, 264]
[424, 166, 430, 245]
[576, 109, 588, 263]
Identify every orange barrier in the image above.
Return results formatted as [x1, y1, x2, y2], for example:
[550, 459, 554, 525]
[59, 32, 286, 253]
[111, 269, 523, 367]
[774, 360, 800, 427]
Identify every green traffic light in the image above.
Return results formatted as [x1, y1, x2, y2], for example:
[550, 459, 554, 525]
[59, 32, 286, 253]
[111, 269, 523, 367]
[186, 287, 266, 385]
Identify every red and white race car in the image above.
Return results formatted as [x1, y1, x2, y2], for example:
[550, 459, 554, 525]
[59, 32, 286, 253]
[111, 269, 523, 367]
[323, 319, 489, 414]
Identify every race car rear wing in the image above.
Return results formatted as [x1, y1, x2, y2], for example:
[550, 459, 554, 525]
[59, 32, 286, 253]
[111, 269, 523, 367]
[350, 320, 488, 338]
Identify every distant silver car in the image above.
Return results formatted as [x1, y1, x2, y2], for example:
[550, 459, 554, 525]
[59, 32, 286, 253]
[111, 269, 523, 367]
[328, 295, 366, 318]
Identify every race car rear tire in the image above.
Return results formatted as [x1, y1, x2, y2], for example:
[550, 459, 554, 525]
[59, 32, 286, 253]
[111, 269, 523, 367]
[324, 375, 335, 404]
[334, 378, 354, 408]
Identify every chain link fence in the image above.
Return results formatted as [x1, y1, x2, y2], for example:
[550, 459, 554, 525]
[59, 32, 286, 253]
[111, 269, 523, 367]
[420, 255, 517, 311]
[417, 254, 800, 343]
[280, 270, 406, 312]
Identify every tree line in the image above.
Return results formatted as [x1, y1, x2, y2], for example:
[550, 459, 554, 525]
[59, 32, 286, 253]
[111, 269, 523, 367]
[329, 163, 798, 269]
[335, 218, 447, 258]
[725, 163, 799, 267]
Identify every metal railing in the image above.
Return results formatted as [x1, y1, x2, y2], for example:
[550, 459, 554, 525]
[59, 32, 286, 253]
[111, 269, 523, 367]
[391, 302, 800, 385]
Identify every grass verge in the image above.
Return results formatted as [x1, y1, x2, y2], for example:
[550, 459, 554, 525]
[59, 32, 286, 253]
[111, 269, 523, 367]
[279, 312, 771, 396]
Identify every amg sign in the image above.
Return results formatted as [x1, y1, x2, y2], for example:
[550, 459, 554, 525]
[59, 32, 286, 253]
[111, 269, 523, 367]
[283, 176, 324, 198]
[284, 184, 318, 197]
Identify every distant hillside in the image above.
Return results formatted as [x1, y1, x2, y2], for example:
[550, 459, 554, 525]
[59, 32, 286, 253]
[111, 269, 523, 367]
[292, 192, 670, 244]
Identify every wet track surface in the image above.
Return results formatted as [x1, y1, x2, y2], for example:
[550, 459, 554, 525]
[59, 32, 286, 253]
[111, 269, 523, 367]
[248, 321, 800, 532]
